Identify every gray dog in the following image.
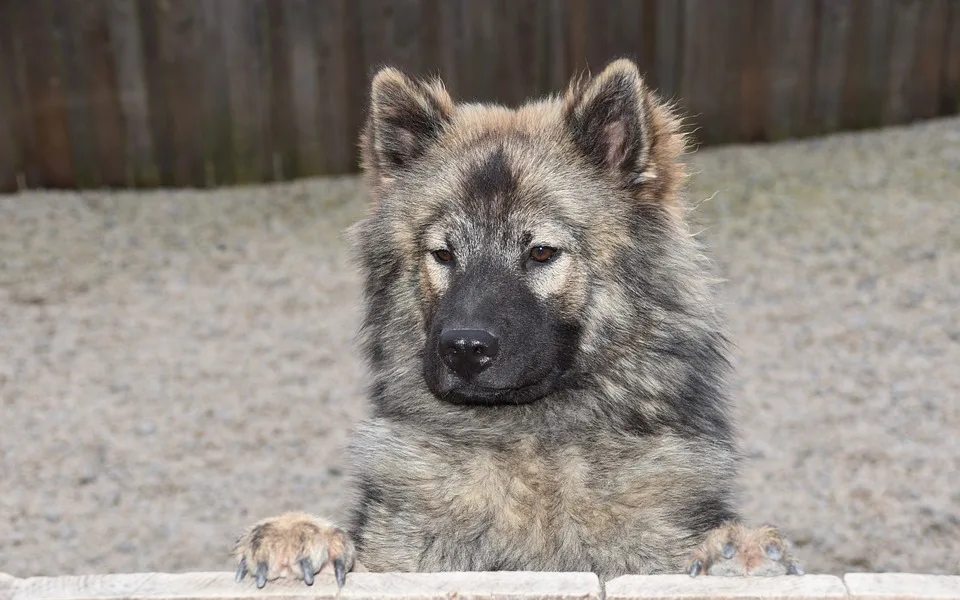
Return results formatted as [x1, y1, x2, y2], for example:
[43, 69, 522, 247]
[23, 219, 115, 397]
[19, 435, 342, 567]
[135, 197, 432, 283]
[232, 58, 802, 588]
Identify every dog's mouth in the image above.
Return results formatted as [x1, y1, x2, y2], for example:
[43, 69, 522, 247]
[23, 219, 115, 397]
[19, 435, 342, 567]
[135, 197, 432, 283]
[432, 375, 557, 407]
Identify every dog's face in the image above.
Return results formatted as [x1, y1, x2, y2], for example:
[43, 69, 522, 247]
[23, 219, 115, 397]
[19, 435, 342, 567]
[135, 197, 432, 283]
[353, 60, 689, 408]
[416, 146, 587, 405]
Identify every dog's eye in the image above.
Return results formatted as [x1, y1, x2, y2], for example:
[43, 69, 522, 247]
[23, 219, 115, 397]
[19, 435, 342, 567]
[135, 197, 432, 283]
[433, 249, 455, 263]
[529, 246, 557, 263]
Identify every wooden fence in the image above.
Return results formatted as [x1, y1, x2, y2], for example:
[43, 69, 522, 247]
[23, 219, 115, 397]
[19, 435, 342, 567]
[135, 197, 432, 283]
[1, 0, 958, 193]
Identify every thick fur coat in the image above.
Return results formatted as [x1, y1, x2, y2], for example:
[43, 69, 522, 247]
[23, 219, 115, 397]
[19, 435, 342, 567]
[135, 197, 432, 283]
[232, 58, 800, 588]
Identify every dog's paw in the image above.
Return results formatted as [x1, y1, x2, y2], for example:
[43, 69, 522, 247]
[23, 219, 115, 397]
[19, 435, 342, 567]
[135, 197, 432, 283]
[233, 512, 357, 589]
[687, 523, 803, 577]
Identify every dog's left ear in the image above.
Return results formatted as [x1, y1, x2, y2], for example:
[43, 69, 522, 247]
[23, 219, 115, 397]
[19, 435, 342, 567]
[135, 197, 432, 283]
[361, 67, 454, 185]
[563, 59, 655, 186]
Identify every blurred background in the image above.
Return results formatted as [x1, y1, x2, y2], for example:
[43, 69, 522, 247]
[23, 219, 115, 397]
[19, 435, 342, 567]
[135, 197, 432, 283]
[1, 0, 958, 191]
[1, 0, 959, 581]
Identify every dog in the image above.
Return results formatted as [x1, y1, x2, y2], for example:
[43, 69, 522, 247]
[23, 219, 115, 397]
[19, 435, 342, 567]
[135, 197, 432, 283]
[231, 57, 802, 588]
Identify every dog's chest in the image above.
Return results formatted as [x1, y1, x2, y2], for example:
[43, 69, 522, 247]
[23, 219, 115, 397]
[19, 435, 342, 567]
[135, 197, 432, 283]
[417, 437, 636, 543]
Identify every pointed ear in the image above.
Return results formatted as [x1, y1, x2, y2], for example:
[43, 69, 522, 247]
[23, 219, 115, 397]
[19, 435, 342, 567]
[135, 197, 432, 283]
[563, 59, 655, 185]
[360, 67, 454, 183]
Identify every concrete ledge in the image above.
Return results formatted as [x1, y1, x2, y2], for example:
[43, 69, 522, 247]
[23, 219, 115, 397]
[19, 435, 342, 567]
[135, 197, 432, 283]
[605, 574, 847, 599]
[3, 572, 959, 600]
[843, 574, 960, 599]
[4, 572, 601, 600]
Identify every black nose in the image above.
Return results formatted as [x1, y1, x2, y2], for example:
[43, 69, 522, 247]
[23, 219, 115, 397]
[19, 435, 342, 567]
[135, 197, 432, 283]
[439, 329, 499, 380]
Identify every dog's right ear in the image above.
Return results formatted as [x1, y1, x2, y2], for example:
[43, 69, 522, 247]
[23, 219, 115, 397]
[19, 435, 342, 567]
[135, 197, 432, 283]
[360, 67, 454, 184]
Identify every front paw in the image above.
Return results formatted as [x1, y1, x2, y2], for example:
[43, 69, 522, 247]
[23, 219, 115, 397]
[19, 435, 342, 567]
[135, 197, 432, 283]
[688, 523, 803, 577]
[233, 512, 356, 589]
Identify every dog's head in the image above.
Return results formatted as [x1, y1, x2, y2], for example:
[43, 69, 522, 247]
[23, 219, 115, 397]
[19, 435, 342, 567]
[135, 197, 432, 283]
[351, 59, 696, 409]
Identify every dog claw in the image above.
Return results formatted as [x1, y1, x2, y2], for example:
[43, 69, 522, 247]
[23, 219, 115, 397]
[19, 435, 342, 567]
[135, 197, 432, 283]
[688, 559, 703, 577]
[787, 563, 804, 575]
[299, 558, 314, 586]
[235, 558, 247, 583]
[721, 542, 736, 559]
[334, 558, 347, 588]
[255, 562, 268, 589]
[765, 544, 783, 561]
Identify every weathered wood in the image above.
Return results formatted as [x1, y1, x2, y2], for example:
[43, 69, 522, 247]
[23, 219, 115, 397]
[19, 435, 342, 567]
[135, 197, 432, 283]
[943, 0, 960, 115]
[105, 0, 156, 187]
[16, 1, 76, 188]
[73, 1, 129, 188]
[7, 571, 960, 600]
[276, 0, 316, 178]
[49, 0, 102, 188]
[842, 0, 895, 131]
[607, 574, 847, 600]
[884, 0, 926, 125]
[1, 0, 959, 191]
[679, 0, 759, 144]
[158, 0, 211, 187]
[766, 0, 818, 139]
[137, 0, 175, 187]
[0, 16, 19, 193]
[907, 0, 951, 121]
[198, 0, 236, 186]
[0, 2, 39, 190]
[51, 0, 131, 188]
[218, 0, 271, 183]
[653, 0, 683, 101]
[736, 0, 771, 142]
[810, 0, 854, 135]
[7, 572, 602, 600]
[843, 573, 960, 599]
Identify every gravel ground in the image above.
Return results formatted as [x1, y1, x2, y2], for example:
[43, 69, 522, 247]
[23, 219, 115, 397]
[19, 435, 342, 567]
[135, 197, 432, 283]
[2, 117, 959, 578]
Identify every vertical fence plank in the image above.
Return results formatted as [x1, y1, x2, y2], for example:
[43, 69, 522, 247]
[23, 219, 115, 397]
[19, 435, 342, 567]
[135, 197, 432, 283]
[137, 0, 175, 186]
[736, 0, 771, 142]
[903, 0, 951, 121]
[2, 4, 40, 189]
[0, 5, 21, 192]
[765, 0, 817, 139]
[810, 0, 854, 135]
[219, 0, 271, 183]
[567, 0, 650, 84]
[52, 0, 130, 188]
[492, 0, 535, 106]
[942, 0, 960, 115]
[653, 0, 683, 101]
[75, 0, 128, 188]
[263, 1, 295, 179]
[18, 0, 75, 187]
[680, 0, 759, 145]
[463, 0, 498, 100]
[313, 0, 356, 174]
[361, 0, 425, 78]
[105, 0, 156, 187]
[488, 0, 555, 105]
[159, 0, 207, 187]
[280, 0, 321, 176]
[341, 0, 368, 169]
[883, 0, 925, 124]
[638, 1, 660, 91]
[0, 48, 16, 192]
[50, 1, 101, 188]
[566, 0, 591, 75]
[842, 0, 893, 130]
[198, 1, 235, 186]
[437, 0, 464, 94]
[254, 0, 279, 182]
[440, 0, 481, 95]
[545, 0, 572, 92]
